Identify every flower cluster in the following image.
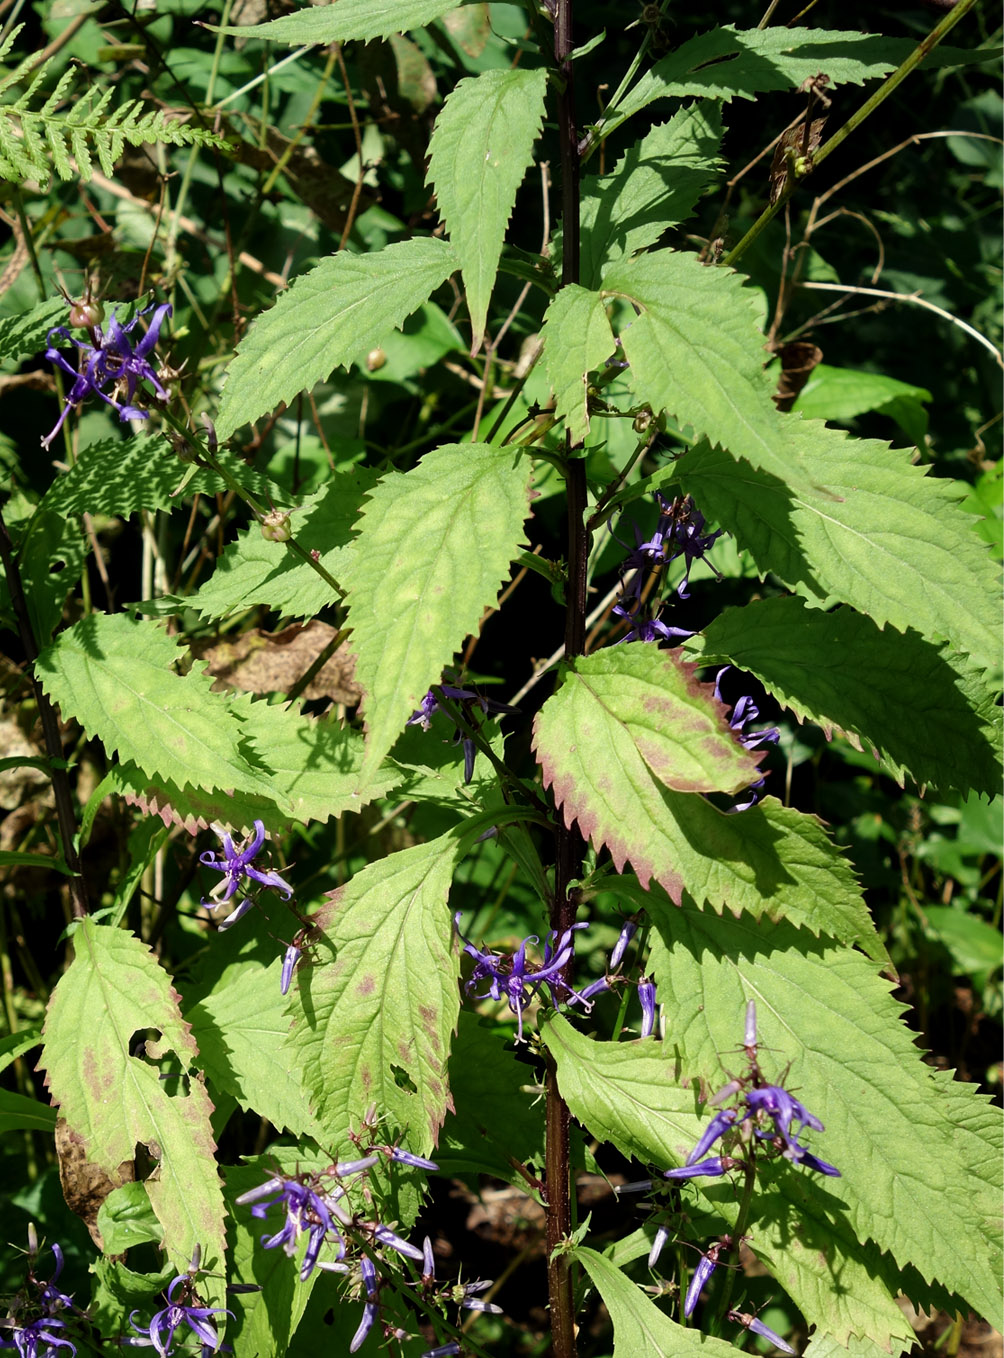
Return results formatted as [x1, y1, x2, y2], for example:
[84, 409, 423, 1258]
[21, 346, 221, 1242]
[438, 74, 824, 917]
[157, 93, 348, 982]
[620, 1005, 837, 1350]
[235, 1136, 499, 1354]
[612, 492, 723, 644]
[0, 1236, 79, 1358]
[455, 914, 595, 1041]
[126, 1251, 231, 1357]
[407, 683, 518, 784]
[41, 301, 172, 450]
[713, 667, 780, 811]
[199, 820, 294, 931]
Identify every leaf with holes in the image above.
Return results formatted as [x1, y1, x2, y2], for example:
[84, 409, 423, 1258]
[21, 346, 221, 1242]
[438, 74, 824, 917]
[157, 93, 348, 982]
[343, 442, 532, 783]
[286, 834, 461, 1156]
[39, 917, 226, 1307]
[427, 67, 547, 350]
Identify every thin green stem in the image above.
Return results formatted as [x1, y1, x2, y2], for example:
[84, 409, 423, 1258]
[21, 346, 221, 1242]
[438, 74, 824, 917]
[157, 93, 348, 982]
[723, 0, 982, 269]
[708, 1161, 758, 1330]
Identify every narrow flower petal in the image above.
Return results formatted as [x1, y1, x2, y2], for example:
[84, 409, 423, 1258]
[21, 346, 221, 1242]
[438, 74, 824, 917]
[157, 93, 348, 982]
[686, 1108, 737, 1164]
[638, 977, 657, 1038]
[421, 1345, 461, 1357]
[684, 1254, 717, 1317]
[374, 1226, 424, 1262]
[663, 1156, 728, 1181]
[390, 1147, 439, 1171]
[608, 919, 637, 970]
[648, 1224, 670, 1268]
[334, 1156, 379, 1176]
[349, 1301, 378, 1353]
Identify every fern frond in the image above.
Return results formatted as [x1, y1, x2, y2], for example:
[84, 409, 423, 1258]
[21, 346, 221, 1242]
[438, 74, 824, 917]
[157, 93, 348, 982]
[0, 26, 230, 189]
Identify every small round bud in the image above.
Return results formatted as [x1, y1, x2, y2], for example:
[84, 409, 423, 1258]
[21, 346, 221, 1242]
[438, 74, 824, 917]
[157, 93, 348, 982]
[69, 300, 104, 328]
[260, 510, 292, 542]
[366, 348, 386, 372]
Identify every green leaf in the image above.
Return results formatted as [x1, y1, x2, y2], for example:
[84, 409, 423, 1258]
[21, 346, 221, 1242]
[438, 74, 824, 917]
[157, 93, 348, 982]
[540, 285, 615, 445]
[216, 239, 456, 439]
[602, 250, 788, 471]
[114, 760, 289, 837]
[427, 68, 547, 350]
[14, 507, 86, 645]
[577, 104, 725, 287]
[225, 1156, 324, 1358]
[922, 906, 1004, 984]
[42, 435, 287, 518]
[35, 614, 279, 801]
[691, 597, 1002, 796]
[0, 296, 66, 366]
[610, 27, 966, 133]
[0, 1088, 57, 1133]
[645, 909, 1003, 1324]
[287, 833, 461, 1157]
[793, 364, 931, 447]
[213, 0, 462, 44]
[532, 648, 762, 796]
[237, 698, 397, 824]
[0, 1025, 43, 1075]
[0, 849, 70, 873]
[39, 917, 227, 1301]
[343, 443, 531, 782]
[188, 467, 375, 620]
[186, 961, 324, 1139]
[96, 1182, 164, 1253]
[573, 1244, 736, 1355]
[533, 653, 883, 960]
[437, 1012, 546, 1182]
[676, 435, 1002, 675]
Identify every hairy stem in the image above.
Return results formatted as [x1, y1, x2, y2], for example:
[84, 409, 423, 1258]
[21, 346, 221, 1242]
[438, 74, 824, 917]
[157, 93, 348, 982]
[0, 507, 88, 920]
[546, 4, 584, 1356]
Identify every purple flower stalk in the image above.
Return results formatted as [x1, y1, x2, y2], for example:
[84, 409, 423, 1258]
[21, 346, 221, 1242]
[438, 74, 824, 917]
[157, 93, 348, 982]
[200, 820, 294, 929]
[454, 915, 593, 1041]
[42, 301, 172, 450]
[713, 668, 780, 811]
[129, 1273, 232, 1357]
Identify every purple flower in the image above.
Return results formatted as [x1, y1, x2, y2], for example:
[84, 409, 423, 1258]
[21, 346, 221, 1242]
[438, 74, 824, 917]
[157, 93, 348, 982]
[663, 1156, 730, 1181]
[0, 1316, 77, 1357]
[200, 821, 293, 929]
[713, 668, 779, 811]
[648, 1224, 671, 1268]
[608, 919, 637, 970]
[421, 1236, 435, 1281]
[333, 1156, 379, 1177]
[235, 1176, 344, 1280]
[685, 1108, 738, 1165]
[613, 599, 695, 647]
[745, 1086, 824, 1141]
[638, 977, 657, 1038]
[42, 301, 171, 450]
[129, 1273, 232, 1357]
[389, 1147, 439, 1171]
[374, 1226, 424, 1263]
[37, 1244, 74, 1316]
[349, 1303, 378, 1354]
[407, 685, 518, 785]
[744, 999, 758, 1050]
[728, 1310, 796, 1355]
[684, 1252, 717, 1318]
[454, 915, 593, 1041]
[421, 1346, 461, 1358]
[280, 943, 301, 996]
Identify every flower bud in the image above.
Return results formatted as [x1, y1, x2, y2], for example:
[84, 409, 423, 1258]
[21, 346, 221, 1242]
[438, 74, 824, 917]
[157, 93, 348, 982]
[260, 510, 292, 542]
[69, 300, 104, 328]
